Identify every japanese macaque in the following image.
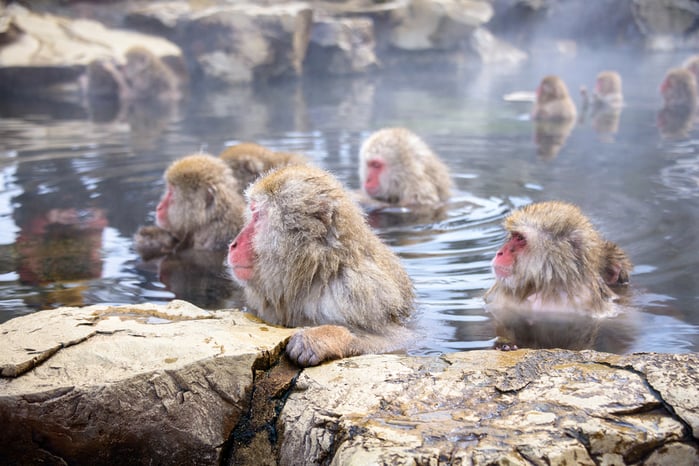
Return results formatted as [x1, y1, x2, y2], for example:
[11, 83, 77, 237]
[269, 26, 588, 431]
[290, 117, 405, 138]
[134, 154, 245, 260]
[484, 201, 631, 316]
[580, 71, 623, 112]
[579, 71, 624, 140]
[219, 142, 307, 194]
[683, 54, 699, 85]
[85, 46, 184, 102]
[121, 46, 183, 101]
[657, 68, 698, 139]
[660, 68, 698, 109]
[227, 165, 415, 367]
[532, 75, 578, 121]
[358, 127, 452, 207]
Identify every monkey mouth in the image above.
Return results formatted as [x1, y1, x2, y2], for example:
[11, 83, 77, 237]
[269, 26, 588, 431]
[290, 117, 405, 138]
[493, 265, 512, 279]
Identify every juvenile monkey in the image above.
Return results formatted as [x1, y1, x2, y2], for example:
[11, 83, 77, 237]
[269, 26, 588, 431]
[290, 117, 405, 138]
[532, 75, 578, 121]
[484, 201, 631, 316]
[134, 154, 245, 260]
[358, 127, 452, 207]
[228, 165, 415, 367]
[219, 142, 307, 194]
[581, 71, 623, 111]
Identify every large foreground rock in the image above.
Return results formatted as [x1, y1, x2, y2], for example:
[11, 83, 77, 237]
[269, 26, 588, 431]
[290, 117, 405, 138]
[1, 302, 698, 465]
[0, 301, 294, 464]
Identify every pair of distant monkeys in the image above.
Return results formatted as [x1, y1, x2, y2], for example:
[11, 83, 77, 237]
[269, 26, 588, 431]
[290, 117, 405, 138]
[135, 126, 631, 368]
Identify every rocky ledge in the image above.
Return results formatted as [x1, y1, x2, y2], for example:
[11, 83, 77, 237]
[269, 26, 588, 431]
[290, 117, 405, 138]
[1, 302, 697, 465]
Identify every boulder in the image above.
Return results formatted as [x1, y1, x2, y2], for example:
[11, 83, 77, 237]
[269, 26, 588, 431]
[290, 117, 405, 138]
[388, 0, 494, 51]
[176, 3, 313, 85]
[0, 301, 294, 465]
[631, 0, 699, 50]
[305, 16, 379, 75]
[2, 302, 698, 465]
[279, 350, 699, 464]
[0, 4, 183, 93]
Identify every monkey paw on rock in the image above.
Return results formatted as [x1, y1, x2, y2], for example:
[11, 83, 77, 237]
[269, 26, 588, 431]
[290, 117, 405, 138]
[286, 325, 356, 367]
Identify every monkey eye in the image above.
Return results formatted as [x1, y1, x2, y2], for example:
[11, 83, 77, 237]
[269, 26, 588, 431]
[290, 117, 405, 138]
[512, 232, 526, 244]
[368, 160, 383, 169]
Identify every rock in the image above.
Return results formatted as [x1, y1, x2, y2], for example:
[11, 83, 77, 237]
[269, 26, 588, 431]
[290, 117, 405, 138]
[0, 4, 183, 93]
[469, 27, 528, 65]
[177, 3, 313, 85]
[388, 0, 493, 51]
[0, 301, 294, 465]
[305, 16, 379, 75]
[631, 0, 699, 50]
[278, 350, 699, 464]
[3, 303, 698, 465]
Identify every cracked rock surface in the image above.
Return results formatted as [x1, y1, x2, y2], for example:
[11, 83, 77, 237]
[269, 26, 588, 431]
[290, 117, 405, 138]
[279, 350, 699, 465]
[0, 301, 293, 465]
[1, 303, 698, 465]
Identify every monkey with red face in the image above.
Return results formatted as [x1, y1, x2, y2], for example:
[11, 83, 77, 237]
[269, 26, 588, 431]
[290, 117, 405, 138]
[228, 165, 415, 367]
[485, 201, 631, 316]
[358, 127, 452, 207]
[134, 154, 245, 260]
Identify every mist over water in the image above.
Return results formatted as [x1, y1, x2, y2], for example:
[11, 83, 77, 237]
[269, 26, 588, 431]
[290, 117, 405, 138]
[1, 47, 698, 355]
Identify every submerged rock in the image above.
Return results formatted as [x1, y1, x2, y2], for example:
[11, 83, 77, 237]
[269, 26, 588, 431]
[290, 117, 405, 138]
[1, 302, 697, 465]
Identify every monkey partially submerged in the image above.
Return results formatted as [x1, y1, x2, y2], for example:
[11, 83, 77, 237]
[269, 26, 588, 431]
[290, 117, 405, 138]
[228, 165, 416, 367]
[134, 154, 245, 260]
[485, 201, 631, 316]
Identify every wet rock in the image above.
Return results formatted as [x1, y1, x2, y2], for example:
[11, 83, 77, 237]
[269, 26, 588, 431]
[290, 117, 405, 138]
[0, 4, 183, 93]
[631, 0, 699, 50]
[0, 301, 294, 465]
[469, 27, 528, 65]
[2, 303, 698, 465]
[305, 16, 379, 75]
[177, 3, 313, 85]
[278, 350, 699, 464]
[388, 0, 494, 50]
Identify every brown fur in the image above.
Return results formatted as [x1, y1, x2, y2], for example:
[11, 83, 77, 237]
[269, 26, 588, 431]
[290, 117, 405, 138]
[484, 201, 630, 315]
[592, 71, 623, 110]
[134, 154, 244, 259]
[358, 127, 452, 206]
[532, 75, 578, 121]
[683, 54, 699, 85]
[122, 46, 182, 101]
[219, 143, 307, 193]
[661, 68, 698, 109]
[234, 165, 415, 367]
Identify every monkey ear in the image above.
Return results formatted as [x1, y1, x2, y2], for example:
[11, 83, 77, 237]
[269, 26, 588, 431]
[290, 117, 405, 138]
[206, 186, 216, 207]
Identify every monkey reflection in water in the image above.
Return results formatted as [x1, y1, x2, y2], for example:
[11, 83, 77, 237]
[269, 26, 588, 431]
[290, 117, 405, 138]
[484, 201, 637, 352]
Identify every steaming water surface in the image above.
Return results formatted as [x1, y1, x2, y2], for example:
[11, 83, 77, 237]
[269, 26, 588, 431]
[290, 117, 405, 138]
[1, 49, 698, 355]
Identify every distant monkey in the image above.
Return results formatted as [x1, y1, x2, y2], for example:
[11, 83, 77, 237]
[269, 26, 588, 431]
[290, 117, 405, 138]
[121, 46, 182, 101]
[582, 71, 623, 111]
[660, 68, 698, 110]
[358, 127, 452, 206]
[228, 165, 415, 367]
[134, 154, 245, 260]
[657, 68, 697, 139]
[532, 75, 578, 121]
[683, 54, 699, 86]
[219, 142, 307, 194]
[484, 201, 631, 316]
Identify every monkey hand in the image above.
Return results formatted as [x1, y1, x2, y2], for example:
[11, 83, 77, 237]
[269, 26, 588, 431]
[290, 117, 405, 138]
[493, 336, 519, 352]
[286, 325, 356, 367]
[134, 225, 178, 260]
